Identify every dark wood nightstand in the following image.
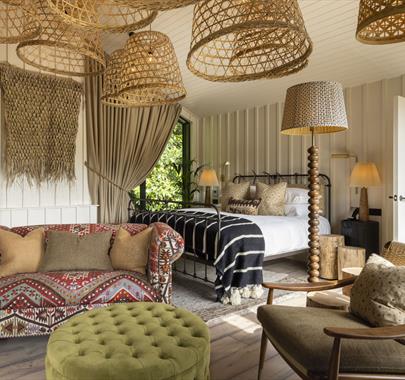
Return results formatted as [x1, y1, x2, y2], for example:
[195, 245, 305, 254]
[341, 219, 379, 258]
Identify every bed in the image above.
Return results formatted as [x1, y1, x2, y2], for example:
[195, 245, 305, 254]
[128, 173, 332, 304]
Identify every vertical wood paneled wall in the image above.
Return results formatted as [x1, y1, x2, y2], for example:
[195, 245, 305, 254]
[0, 43, 94, 227]
[192, 76, 405, 248]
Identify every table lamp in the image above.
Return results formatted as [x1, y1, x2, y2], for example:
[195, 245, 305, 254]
[350, 162, 381, 222]
[199, 168, 219, 205]
[281, 81, 348, 282]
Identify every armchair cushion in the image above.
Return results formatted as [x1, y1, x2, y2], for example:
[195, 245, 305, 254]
[258, 305, 405, 376]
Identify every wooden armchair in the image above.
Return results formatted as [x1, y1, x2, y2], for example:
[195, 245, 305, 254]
[258, 278, 405, 380]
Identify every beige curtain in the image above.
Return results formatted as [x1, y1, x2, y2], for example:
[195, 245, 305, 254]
[85, 72, 182, 223]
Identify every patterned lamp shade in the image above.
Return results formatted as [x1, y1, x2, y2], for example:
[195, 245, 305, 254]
[119, 31, 186, 107]
[357, 0, 405, 44]
[0, 0, 40, 43]
[112, 0, 200, 11]
[187, 0, 312, 82]
[281, 81, 349, 136]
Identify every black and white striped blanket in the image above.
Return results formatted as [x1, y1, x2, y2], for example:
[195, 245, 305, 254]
[131, 210, 265, 300]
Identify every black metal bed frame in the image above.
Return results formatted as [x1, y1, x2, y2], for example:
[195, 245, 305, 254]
[128, 172, 332, 285]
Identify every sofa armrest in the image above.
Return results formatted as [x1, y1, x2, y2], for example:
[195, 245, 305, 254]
[147, 222, 184, 304]
[324, 324, 405, 340]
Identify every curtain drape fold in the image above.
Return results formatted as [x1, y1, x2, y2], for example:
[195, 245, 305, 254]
[85, 72, 182, 223]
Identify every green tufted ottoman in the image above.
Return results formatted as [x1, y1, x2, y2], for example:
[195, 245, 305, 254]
[45, 303, 210, 380]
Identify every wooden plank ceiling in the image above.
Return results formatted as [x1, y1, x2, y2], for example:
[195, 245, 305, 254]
[102, 0, 405, 116]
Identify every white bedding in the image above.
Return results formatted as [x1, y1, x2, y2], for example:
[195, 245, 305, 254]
[188, 208, 331, 258]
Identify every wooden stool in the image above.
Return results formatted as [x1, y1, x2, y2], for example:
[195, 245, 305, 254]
[306, 290, 350, 311]
[319, 234, 345, 280]
[337, 246, 366, 279]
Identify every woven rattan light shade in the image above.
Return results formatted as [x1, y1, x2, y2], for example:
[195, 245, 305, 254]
[281, 81, 348, 136]
[357, 0, 405, 44]
[45, 0, 156, 33]
[0, 0, 40, 43]
[113, 0, 200, 11]
[187, 0, 312, 82]
[17, 0, 105, 76]
[119, 31, 186, 107]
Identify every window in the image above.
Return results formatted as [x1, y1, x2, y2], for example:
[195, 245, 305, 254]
[134, 117, 191, 204]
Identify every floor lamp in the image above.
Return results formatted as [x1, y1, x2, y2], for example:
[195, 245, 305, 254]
[281, 81, 349, 282]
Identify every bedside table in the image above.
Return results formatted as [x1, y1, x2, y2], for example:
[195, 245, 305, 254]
[341, 219, 379, 258]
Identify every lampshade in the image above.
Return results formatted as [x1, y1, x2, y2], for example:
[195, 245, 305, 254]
[350, 162, 381, 188]
[0, 0, 40, 44]
[119, 31, 186, 107]
[45, 0, 157, 33]
[17, 0, 105, 76]
[199, 169, 219, 187]
[187, 0, 312, 82]
[281, 81, 349, 136]
[112, 0, 200, 11]
[357, 0, 405, 44]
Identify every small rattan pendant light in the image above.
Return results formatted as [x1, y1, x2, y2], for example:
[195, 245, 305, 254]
[187, 0, 312, 82]
[118, 30, 186, 106]
[45, 0, 157, 33]
[112, 0, 200, 11]
[17, 0, 105, 77]
[356, 0, 405, 44]
[0, 0, 41, 43]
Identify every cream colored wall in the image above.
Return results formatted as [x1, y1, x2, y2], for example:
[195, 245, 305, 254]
[0, 44, 94, 226]
[193, 75, 405, 249]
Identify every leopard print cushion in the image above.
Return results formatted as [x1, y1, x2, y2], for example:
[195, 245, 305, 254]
[226, 198, 261, 215]
[255, 182, 287, 216]
[350, 254, 405, 329]
[221, 182, 250, 209]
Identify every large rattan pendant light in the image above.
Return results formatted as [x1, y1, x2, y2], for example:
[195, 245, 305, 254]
[118, 30, 186, 106]
[112, 0, 200, 11]
[45, 0, 157, 33]
[187, 0, 312, 82]
[0, 0, 40, 43]
[17, 0, 105, 76]
[356, 0, 405, 44]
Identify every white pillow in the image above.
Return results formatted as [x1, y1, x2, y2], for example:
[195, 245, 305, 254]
[284, 203, 308, 216]
[285, 187, 308, 204]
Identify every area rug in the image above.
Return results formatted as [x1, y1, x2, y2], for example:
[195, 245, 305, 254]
[172, 258, 307, 321]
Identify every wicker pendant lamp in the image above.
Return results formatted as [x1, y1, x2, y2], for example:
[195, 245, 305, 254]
[17, 0, 105, 76]
[357, 0, 405, 44]
[45, 0, 156, 33]
[0, 0, 41, 43]
[112, 0, 200, 11]
[187, 0, 312, 82]
[118, 30, 186, 107]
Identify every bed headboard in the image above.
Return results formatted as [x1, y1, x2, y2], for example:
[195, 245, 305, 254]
[232, 172, 332, 223]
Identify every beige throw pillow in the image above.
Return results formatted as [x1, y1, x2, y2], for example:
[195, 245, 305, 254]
[350, 254, 405, 328]
[110, 227, 153, 274]
[39, 231, 113, 272]
[221, 182, 250, 209]
[0, 228, 45, 277]
[255, 182, 287, 215]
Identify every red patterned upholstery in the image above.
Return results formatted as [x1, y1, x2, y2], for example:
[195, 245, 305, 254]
[0, 223, 184, 338]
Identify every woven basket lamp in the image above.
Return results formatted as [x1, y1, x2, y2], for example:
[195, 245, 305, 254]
[0, 0, 40, 43]
[281, 81, 348, 282]
[112, 0, 200, 11]
[118, 31, 186, 107]
[187, 0, 312, 82]
[45, 0, 157, 33]
[17, 0, 105, 76]
[357, 0, 405, 44]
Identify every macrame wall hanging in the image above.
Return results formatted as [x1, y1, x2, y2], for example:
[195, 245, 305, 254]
[0, 62, 83, 184]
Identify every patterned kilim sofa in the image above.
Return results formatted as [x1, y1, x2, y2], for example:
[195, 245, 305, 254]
[0, 223, 184, 338]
